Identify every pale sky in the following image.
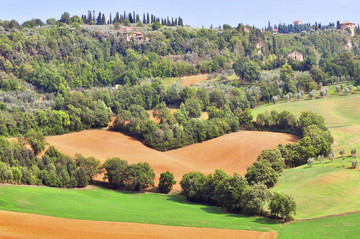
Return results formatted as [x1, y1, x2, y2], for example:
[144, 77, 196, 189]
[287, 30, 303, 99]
[1, 0, 359, 28]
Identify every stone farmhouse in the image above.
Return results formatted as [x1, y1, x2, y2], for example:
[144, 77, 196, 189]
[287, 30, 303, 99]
[340, 21, 356, 37]
[288, 51, 303, 61]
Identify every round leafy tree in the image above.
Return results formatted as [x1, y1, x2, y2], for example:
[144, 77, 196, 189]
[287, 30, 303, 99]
[158, 171, 176, 193]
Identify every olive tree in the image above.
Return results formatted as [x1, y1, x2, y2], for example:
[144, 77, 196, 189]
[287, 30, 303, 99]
[309, 90, 316, 99]
[328, 152, 335, 162]
[351, 159, 358, 169]
[317, 155, 324, 164]
[351, 148, 357, 157]
[344, 87, 351, 95]
[272, 95, 279, 104]
[336, 85, 342, 94]
[307, 157, 315, 167]
[339, 149, 345, 157]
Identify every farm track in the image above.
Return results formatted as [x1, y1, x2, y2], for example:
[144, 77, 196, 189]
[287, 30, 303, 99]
[0, 210, 278, 239]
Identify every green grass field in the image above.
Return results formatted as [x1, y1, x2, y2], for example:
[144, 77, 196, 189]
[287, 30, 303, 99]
[272, 157, 360, 219]
[251, 90, 360, 237]
[0, 184, 280, 232]
[278, 213, 360, 239]
[252, 92, 360, 153]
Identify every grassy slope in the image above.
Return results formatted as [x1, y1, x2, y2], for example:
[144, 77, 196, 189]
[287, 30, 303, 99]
[0, 184, 280, 232]
[252, 89, 360, 237]
[272, 158, 360, 219]
[252, 91, 360, 153]
[278, 213, 360, 239]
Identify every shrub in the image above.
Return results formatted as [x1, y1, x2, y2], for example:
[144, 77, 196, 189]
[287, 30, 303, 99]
[307, 157, 315, 167]
[351, 148, 357, 156]
[351, 159, 358, 169]
[158, 171, 176, 193]
[339, 149, 345, 157]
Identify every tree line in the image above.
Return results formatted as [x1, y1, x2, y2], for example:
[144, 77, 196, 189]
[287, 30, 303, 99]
[179, 110, 332, 221]
[79, 10, 184, 26]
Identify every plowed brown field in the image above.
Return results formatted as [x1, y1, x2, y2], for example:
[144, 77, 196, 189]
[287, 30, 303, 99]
[46, 130, 297, 188]
[181, 74, 209, 86]
[0, 210, 277, 239]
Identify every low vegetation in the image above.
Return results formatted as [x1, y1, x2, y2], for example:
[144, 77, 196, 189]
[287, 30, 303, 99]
[278, 213, 360, 239]
[272, 156, 360, 219]
[0, 184, 281, 232]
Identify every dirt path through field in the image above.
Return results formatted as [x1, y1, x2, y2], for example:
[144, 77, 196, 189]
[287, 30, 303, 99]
[46, 130, 296, 189]
[0, 210, 277, 239]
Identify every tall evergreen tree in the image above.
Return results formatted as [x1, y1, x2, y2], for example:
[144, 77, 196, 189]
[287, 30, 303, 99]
[336, 20, 341, 29]
[101, 14, 106, 25]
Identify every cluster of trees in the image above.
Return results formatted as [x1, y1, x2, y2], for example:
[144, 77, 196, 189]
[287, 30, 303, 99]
[255, 110, 333, 167]
[80, 10, 184, 27]
[0, 135, 100, 188]
[111, 81, 255, 150]
[270, 21, 359, 34]
[179, 110, 331, 221]
[180, 169, 296, 221]
[256, 60, 357, 105]
[102, 158, 155, 191]
[0, 89, 111, 137]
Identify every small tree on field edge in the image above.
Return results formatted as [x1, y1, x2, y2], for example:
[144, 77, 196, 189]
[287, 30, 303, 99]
[307, 157, 315, 168]
[158, 171, 176, 193]
[270, 192, 297, 221]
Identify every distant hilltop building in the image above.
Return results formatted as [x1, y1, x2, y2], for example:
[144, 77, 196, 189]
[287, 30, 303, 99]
[340, 21, 356, 36]
[288, 51, 303, 61]
[120, 27, 144, 42]
[273, 28, 279, 34]
[293, 20, 302, 25]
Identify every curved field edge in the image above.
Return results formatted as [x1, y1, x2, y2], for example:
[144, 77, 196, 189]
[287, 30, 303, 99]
[251, 93, 360, 153]
[278, 213, 360, 239]
[0, 184, 281, 232]
[0, 211, 277, 239]
[45, 129, 296, 188]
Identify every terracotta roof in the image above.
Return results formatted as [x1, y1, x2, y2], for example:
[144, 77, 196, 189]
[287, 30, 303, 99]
[341, 21, 355, 25]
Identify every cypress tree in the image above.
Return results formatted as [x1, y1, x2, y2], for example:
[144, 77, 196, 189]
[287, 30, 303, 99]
[102, 14, 106, 25]
[88, 10, 92, 24]
[96, 12, 102, 25]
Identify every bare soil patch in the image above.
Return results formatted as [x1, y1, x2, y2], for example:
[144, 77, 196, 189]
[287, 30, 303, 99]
[0, 210, 277, 239]
[181, 74, 209, 86]
[46, 130, 297, 189]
